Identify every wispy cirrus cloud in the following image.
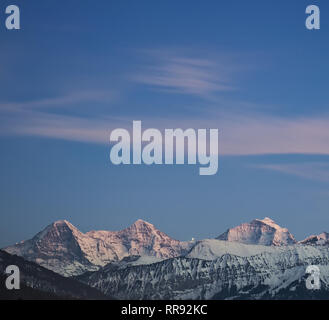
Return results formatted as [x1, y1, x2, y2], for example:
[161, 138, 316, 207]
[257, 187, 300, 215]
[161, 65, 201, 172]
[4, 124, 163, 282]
[2, 105, 329, 158]
[0, 89, 119, 142]
[253, 162, 329, 183]
[0, 90, 116, 112]
[131, 50, 234, 98]
[1, 47, 328, 158]
[218, 114, 329, 156]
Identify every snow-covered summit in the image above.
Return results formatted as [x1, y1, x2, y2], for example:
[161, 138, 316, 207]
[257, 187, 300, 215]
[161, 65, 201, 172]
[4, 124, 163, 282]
[53, 219, 72, 226]
[299, 232, 329, 245]
[257, 217, 279, 227]
[217, 217, 296, 246]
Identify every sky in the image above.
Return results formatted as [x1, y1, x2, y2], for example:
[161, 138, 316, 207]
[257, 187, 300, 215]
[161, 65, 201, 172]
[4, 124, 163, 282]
[0, 0, 329, 247]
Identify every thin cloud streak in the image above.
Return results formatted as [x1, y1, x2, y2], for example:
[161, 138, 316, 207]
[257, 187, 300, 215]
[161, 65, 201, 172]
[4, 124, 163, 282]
[131, 52, 234, 97]
[0, 90, 116, 112]
[219, 115, 329, 156]
[254, 163, 329, 183]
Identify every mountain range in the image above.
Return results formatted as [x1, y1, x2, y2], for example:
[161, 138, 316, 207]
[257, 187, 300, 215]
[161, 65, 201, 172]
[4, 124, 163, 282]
[4, 219, 192, 276]
[2, 217, 329, 299]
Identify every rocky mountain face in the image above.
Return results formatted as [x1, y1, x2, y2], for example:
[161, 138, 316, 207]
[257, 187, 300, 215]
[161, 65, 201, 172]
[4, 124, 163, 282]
[0, 250, 108, 300]
[217, 217, 296, 246]
[3, 219, 191, 276]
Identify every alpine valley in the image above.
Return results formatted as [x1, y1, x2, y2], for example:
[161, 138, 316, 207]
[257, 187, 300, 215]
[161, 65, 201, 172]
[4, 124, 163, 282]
[2, 217, 329, 300]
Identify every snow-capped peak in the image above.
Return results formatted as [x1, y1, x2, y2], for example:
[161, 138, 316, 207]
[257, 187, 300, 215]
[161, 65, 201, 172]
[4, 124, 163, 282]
[256, 217, 290, 232]
[52, 219, 81, 233]
[32, 219, 82, 242]
[299, 232, 329, 245]
[217, 217, 296, 246]
[258, 217, 276, 226]
[129, 219, 156, 231]
[53, 219, 73, 227]
[134, 219, 153, 226]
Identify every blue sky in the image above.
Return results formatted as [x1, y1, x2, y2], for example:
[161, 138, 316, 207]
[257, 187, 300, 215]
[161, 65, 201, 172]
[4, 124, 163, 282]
[0, 0, 329, 247]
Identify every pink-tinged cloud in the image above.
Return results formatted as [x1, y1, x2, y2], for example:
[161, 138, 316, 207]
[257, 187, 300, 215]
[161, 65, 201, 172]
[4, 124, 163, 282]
[218, 115, 329, 155]
[2, 107, 329, 157]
